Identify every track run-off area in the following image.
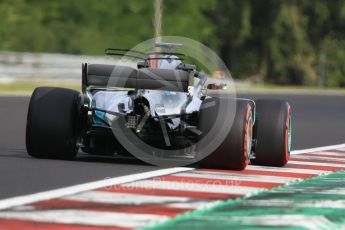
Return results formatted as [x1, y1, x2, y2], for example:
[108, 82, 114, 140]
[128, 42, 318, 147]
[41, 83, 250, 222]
[0, 93, 344, 229]
[0, 145, 344, 229]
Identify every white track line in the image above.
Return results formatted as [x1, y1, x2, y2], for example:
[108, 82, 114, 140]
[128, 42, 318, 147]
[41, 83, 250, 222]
[304, 151, 345, 157]
[196, 215, 335, 229]
[291, 143, 345, 155]
[63, 191, 217, 209]
[288, 160, 345, 167]
[0, 167, 193, 210]
[0, 209, 168, 228]
[241, 199, 345, 209]
[246, 165, 329, 174]
[122, 180, 264, 195]
[176, 171, 296, 183]
[64, 191, 190, 205]
[291, 155, 345, 162]
[276, 188, 345, 196]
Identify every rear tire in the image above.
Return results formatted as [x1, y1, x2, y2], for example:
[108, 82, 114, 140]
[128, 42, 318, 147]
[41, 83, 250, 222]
[252, 99, 291, 166]
[199, 98, 254, 170]
[26, 87, 80, 159]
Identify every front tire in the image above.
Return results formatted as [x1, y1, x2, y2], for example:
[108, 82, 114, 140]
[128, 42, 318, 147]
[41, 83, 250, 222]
[26, 87, 80, 159]
[252, 99, 291, 166]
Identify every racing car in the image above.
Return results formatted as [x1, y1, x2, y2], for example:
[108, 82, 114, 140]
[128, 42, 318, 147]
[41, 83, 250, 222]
[26, 42, 292, 170]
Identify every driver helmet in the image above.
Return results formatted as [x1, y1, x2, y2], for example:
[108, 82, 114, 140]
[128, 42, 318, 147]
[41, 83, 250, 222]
[149, 55, 181, 69]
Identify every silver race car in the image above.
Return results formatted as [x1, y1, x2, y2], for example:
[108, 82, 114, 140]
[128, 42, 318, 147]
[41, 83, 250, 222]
[26, 42, 292, 170]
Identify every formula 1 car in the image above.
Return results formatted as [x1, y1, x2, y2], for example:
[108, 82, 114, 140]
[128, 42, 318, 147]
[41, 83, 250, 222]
[26, 42, 292, 170]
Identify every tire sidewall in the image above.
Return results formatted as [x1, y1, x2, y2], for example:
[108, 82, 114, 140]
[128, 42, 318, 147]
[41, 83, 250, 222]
[26, 87, 80, 159]
[253, 99, 291, 166]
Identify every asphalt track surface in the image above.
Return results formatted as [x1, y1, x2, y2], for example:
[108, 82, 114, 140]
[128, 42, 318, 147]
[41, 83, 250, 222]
[0, 93, 344, 200]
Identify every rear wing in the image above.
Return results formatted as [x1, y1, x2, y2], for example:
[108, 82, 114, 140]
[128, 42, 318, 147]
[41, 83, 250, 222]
[82, 64, 192, 93]
[104, 49, 185, 62]
[104, 43, 185, 61]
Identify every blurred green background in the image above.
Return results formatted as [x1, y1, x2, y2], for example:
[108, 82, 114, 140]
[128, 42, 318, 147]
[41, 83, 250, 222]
[0, 0, 344, 87]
